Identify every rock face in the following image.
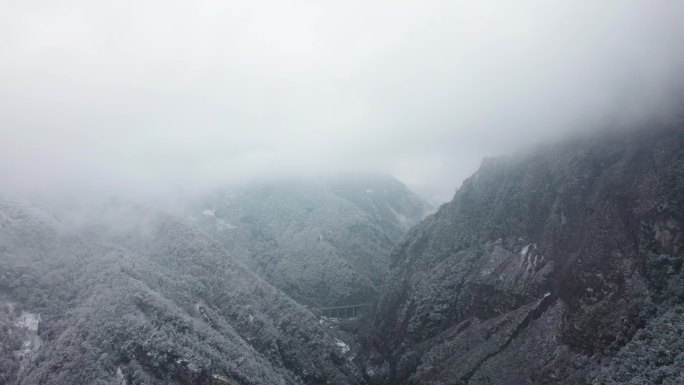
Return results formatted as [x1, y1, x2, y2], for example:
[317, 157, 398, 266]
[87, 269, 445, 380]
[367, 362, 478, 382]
[360, 123, 684, 384]
[0, 200, 366, 385]
[190, 175, 428, 307]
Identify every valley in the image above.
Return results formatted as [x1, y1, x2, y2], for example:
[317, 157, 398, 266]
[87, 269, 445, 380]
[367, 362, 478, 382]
[1, 123, 683, 384]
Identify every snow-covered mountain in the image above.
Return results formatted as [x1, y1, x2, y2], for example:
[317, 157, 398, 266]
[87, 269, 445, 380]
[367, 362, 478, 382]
[2, 123, 683, 385]
[0, 200, 366, 385]
[359, 122, 684, 384]
[188, 175, 429, 307]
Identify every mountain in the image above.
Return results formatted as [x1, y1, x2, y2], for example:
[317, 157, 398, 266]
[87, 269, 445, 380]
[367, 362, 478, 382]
[0, 200, 366, 385]
[359, 122, 684, 384]
[188, 175, 428, 307]
[4, 123, 682, 385]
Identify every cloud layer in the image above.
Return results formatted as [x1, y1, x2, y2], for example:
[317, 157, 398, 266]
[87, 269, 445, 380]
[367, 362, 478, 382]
[1, 0, 683, 202]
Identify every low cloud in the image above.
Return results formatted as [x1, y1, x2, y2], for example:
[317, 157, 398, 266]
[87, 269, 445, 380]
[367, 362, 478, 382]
[1, 0, 683, 202]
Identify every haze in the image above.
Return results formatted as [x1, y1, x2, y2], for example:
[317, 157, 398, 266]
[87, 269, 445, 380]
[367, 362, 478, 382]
[1, 0, 683, 203]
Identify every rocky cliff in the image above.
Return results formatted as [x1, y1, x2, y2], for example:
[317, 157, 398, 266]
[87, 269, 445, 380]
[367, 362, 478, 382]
[360, 122, 684, 384]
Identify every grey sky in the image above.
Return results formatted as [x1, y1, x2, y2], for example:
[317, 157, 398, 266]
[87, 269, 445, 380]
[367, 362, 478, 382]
[1, 0, 683, 202]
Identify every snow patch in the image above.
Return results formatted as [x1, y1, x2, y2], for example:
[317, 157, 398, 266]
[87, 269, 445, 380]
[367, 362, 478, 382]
[14, 311, 41, 370]
[202, 209, 236, 230]
[15, 311, 40, 332]
[520, 244, 530, 256]
[175, 358, 200, 372]
[116, 367, 127, 385]
[334, 338, 350, 354]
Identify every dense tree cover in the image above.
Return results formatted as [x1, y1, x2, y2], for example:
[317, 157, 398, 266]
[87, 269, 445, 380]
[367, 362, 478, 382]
[188, 176, 427, 307]
[3, 125, 683, 385]
[0, 200, 364, 385]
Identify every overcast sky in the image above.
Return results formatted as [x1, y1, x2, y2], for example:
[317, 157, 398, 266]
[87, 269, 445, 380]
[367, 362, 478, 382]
[1, 0, 683, 203]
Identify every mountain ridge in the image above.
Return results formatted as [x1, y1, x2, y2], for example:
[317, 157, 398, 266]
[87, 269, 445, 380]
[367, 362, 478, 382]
[359, 122, 684, 384]
[188, 175, 429, 307]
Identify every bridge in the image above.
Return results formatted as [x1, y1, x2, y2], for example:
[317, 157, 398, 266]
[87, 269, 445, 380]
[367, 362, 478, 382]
[315, 303, 371, 319]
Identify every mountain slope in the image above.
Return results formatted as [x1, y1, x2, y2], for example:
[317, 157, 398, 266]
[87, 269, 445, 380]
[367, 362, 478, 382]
[190, 175, 428, 307]
[360, 122, 684, 384]
[0, 200, 366, 385]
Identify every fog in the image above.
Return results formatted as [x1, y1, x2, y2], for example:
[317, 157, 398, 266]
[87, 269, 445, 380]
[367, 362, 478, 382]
[1, 0, 683, 203]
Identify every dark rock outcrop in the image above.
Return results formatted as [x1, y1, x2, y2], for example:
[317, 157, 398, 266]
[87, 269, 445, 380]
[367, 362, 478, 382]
[360, 122, 684, 384]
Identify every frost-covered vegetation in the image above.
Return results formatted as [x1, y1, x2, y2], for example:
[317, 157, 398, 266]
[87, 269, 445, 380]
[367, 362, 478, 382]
[0, 200, 365, 385]
[2, 124, 684, 385]
[189, 175, 428, 307]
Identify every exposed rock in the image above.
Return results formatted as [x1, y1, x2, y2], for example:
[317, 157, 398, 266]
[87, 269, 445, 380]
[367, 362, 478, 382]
[360, 123, 684, 384]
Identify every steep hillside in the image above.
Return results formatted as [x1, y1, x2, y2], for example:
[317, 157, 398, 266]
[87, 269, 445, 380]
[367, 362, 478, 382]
[360, 122, 684, 384]
[0, 201, 365, 385]
[189, 175, 428, 307]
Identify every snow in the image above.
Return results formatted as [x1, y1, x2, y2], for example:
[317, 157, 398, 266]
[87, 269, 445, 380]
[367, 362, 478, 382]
[202, 209, 236, 230]
[116, 367, 127, 385]
[334, 338, 350, 354]
[15, 311, 40, 332]
[14, 311, 42, 368]
[175, 358, 200, 372]
[520, 244, 530, 256]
